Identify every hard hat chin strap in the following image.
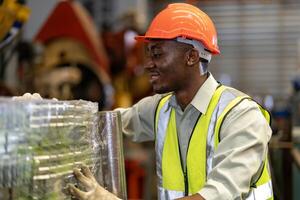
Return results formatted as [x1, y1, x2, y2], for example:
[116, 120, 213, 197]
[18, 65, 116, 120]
[176, 37, 211, 75]
[176, 37, 212, 62]
[199, 61, 208, 76]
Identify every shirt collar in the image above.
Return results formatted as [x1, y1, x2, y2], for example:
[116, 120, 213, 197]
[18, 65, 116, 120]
[166, 72, 219, 114]
[191, 73, 219, 114]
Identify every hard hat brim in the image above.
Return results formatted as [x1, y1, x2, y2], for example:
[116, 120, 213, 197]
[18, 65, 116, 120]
[134, 35, 148, 42]
[134, 35, 176, 43]
[135, 35, 220, 55]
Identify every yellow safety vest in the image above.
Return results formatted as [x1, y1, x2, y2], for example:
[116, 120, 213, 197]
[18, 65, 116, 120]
[155, 85, 273, 200]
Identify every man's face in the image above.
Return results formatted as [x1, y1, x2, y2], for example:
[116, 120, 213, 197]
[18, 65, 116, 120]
[144, 40, 189, 94]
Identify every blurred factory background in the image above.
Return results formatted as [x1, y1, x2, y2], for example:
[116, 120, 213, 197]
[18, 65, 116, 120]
[1, 0, 300, 199]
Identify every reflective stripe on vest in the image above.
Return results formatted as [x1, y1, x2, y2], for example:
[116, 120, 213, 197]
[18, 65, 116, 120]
[155, 85, 273, 200]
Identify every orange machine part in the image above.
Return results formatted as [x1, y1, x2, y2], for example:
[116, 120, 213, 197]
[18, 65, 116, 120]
[34, 0, 109, 73]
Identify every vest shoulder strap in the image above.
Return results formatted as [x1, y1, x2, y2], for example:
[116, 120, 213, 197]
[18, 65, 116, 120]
[213, 86, 273, 196]
[214, 86, 271, 149]
[214, 94, 251, 149]
[155, 94, 172, 134]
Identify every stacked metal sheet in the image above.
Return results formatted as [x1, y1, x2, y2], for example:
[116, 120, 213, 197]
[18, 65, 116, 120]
[0, 98, 99, 199]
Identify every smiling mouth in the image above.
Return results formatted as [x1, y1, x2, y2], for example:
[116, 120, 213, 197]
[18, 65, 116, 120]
[149, 72, 160, 82]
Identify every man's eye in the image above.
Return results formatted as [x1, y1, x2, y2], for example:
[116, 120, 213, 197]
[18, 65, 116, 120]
[152, 53, 162, 58]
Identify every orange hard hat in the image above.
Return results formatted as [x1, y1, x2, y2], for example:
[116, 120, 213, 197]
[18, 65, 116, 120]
[135, 3, 220, 54]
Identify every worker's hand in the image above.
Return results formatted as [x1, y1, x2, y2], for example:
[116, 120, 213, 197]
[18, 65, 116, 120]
[12, 93, 43, 100]
[68, 165, 121, 200]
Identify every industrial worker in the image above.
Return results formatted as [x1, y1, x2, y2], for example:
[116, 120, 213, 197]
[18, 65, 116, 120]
[69, 2, 273, 200]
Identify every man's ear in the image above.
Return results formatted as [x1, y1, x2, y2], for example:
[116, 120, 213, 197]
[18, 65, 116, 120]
[186, 48, 200, 66]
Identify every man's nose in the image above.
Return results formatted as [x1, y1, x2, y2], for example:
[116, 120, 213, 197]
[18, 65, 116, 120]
[144, 59, 155, 69]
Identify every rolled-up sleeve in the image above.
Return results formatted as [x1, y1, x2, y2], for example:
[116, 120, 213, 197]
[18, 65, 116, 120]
[115, 94, 163, 142]
[199, 99, 272, 200]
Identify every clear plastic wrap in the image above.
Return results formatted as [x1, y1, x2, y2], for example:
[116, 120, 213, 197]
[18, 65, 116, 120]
[97, 111, 127, 199]
[0, 98, 127, 200]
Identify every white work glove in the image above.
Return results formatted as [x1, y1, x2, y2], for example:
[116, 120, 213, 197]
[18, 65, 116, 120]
[12, 93, 43, 100]
[12, 93, 58, 101]
[68, 165, 121, 200]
